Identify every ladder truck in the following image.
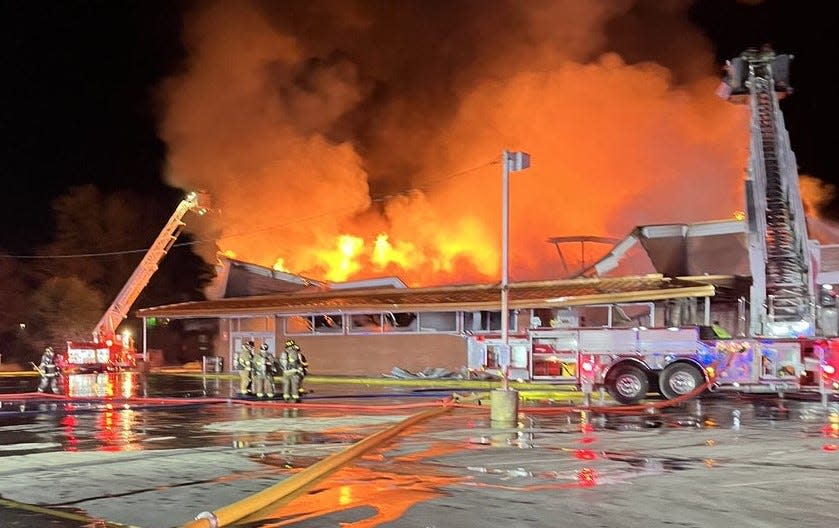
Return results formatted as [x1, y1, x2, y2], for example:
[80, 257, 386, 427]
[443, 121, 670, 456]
[65, 191, 208, 372]
[722, 46, 815, 338]
[467, 47, 839, 403]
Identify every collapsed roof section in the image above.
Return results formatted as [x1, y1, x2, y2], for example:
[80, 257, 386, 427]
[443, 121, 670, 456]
[204, 256, 325, 300]
[577, 220, 749, 279]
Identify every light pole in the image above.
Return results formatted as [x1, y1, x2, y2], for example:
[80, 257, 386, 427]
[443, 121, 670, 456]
[492, 150, 530, 423]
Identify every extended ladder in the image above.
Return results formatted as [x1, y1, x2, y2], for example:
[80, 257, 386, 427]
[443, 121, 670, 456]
[94, 191, 208, 341]
[725, 48, 813, 336]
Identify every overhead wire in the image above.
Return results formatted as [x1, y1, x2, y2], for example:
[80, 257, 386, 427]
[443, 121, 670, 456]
[0, 159, 498, 260]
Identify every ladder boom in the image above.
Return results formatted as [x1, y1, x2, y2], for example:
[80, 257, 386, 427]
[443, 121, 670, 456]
[94, 192, 206, 340]
[723, 48, 814, 337]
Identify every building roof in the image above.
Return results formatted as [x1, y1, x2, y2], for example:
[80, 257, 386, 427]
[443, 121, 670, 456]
[204, 256, 324, 300]
[137, 274, 715, 319]
[328, 276, 408, 290]
[578, 220, 749, 278]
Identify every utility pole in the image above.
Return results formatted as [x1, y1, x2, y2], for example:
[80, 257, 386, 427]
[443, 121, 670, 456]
[492, 150, 530, 423]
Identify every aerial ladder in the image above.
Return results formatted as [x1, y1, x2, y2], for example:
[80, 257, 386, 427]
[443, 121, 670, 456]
[721, 47, 814, 337]
[65, 191, 209, 371]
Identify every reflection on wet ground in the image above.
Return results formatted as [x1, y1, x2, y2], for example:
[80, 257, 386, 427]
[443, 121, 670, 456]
[0, 373, 837, 527]
[239, 396, 839, 527]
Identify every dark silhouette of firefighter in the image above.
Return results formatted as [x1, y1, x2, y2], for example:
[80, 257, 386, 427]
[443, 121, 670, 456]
[252, 342, 275, 398]
[280, 339, 308, 402]
[235, 340, 255, 395]
[34, 346, 62, 394]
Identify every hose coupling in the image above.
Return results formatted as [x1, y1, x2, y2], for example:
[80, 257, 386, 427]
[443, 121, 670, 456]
[195, 511, 219, 528]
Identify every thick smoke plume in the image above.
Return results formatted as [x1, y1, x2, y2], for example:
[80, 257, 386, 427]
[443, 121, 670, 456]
[159, 0, 750, 286]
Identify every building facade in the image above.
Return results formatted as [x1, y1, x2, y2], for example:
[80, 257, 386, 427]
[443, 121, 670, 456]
[137, 274, 728, 379]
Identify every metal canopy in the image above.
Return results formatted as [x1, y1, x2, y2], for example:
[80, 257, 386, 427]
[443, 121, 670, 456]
[136, 274, 714, 319]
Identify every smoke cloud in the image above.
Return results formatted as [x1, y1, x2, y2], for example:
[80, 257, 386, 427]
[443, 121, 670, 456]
[159, 0, 750, 286]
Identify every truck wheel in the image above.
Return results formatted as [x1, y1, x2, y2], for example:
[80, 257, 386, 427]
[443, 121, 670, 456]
[606, 364, 649, 404]
[659, 363, 705, 400]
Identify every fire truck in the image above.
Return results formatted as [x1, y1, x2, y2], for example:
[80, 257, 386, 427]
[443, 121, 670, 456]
[469, 327, 839, 404]
[468, 48, 839, 403]
[65, 191, 208, 372]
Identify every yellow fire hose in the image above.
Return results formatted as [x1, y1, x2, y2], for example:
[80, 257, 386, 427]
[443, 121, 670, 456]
[181, 403, 453, 528]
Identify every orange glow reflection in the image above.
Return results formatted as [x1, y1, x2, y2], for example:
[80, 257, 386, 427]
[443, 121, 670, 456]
[249, 466, 466, 527]
[67, 372, 136, 399]
[576, 467, 598, 487]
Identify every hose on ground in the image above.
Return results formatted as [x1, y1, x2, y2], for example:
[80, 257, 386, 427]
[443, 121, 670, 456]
[180, 402, 453, 528]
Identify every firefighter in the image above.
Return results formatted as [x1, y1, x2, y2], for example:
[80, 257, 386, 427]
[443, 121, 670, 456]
[234, 340, 255, 395]
[280, 339, 306, 402]
[252, 342, 275, 398]
[35, 346, 62, 394]
[261, 342, 278, 398]
[284, 339, 308, 397]
[295, 343, 309, 397]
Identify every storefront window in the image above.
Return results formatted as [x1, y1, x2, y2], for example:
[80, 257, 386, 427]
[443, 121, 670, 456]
[463, 310, 516, 333]
[612, 303, 653, 328]
[285, 315, 313, 335]
[418, 312, 457, 332]
[383, 312, 418, 332]
[286, 314, 344, 335]
[313, 314, 343, 333]
[349, 313, 383, 333]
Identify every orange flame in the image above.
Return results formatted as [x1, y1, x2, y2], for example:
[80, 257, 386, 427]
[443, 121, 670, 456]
[161, 3, 751, 286]
[272, 257, 288, 272]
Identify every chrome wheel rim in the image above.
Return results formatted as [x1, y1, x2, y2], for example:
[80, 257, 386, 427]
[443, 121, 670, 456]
[668, 371, 697, 394]
[615, 374, 642, 397]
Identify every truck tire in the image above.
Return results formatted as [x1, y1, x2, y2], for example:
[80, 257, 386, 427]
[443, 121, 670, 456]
[606, 364, 649, 404]
[659, 363, 705, 400]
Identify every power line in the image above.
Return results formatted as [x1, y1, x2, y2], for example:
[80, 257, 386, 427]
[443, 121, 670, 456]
[0, 159, 498, 260]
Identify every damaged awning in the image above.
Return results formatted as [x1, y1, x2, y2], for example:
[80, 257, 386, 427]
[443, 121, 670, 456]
[136, 274, 714, 319]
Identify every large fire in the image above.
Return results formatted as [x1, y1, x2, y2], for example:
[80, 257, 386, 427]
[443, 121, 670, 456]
[160, 1, 752, 286]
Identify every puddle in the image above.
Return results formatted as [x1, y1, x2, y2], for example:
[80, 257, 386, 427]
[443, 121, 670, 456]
[601, 451, 700, 471]
[235, 466, 467, 527]
[0, 494, 109, 528]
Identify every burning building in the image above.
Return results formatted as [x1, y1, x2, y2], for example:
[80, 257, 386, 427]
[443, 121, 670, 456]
[135, 4, 839, 378]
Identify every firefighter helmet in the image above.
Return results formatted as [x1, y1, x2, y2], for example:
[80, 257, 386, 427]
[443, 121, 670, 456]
[285, 339, 297, 348]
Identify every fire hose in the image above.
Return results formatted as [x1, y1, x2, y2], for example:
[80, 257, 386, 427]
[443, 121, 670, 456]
[180, 402, 454, 528]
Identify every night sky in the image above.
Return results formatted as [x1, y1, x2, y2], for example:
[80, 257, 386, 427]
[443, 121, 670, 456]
[1, 0, 838, 257]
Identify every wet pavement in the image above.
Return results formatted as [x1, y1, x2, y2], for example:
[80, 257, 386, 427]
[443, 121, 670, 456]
[1, 373, 837, 527]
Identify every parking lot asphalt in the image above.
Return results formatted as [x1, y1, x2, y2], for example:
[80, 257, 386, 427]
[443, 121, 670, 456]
[0, 373, 837, 528]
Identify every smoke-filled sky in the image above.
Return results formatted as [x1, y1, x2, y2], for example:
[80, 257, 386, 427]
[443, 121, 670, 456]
[158, 0, 751, 285]
[3, 0, 839, 287]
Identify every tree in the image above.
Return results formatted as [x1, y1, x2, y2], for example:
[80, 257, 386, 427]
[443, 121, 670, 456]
[0, 255, 28, 332]
[0, 253, 42, 363]
[32, 185, 215, 352]
[42, 185, 143, 298]
[42, 184, 214, 307]
[26, 276, 104, 354]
